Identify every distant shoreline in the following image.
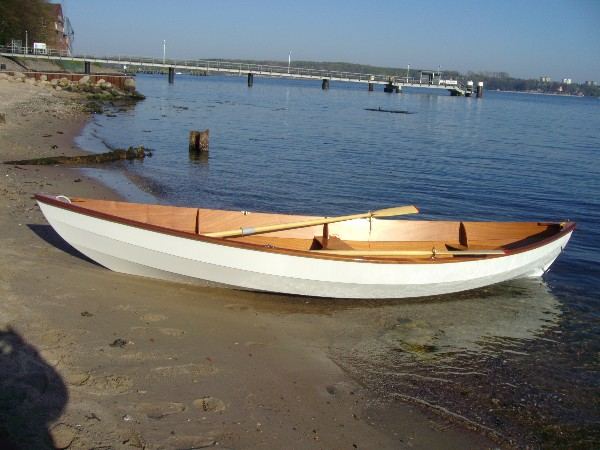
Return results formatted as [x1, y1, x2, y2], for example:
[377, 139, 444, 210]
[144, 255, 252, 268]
[495, 89, 587, 97]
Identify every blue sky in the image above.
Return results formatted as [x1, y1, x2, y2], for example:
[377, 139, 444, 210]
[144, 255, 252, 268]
[61, 0, 599, 82]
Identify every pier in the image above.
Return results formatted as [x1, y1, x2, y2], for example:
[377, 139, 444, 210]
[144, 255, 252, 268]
[0, 46, 482, 97]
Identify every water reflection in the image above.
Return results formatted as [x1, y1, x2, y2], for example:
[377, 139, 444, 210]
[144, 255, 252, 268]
[242, 278, 560, 359]
[188, 152, 210, 164]
[363, 279, 560, 357]
[278, 279, 588, 448]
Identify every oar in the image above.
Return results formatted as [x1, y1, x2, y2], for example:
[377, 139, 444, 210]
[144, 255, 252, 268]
[311, 249, 505, 257]
[203, 205, 419, 239]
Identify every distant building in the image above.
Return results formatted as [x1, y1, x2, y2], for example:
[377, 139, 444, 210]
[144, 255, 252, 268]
[44, 3, 74, 54]
[562, 78, 572, 85]
[539, 76, 551, 83]
[584, 80, 597, 86]
[419, 70, 442, 85]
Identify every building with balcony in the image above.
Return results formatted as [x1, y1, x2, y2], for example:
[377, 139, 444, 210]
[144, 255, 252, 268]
[45, 3, 73, 54]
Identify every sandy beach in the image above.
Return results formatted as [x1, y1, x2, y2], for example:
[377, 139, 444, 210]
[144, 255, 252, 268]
[0, 78, 498, 449]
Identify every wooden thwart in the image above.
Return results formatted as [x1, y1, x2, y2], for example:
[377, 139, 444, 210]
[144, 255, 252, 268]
[203, 205, 419, 239]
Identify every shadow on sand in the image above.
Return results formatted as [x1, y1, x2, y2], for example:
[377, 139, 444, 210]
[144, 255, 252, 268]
[28, 224, 100, 266]
[0, 327, 68, 449]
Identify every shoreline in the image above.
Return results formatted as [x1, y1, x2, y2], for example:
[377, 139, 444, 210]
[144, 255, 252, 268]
[0, 79, 497, 448]
[494, 89, 589, 97]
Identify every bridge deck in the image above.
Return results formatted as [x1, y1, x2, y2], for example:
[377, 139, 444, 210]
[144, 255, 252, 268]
[0, 48, 466, 95]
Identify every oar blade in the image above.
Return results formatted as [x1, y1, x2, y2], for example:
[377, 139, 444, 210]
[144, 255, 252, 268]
[371, 205, 419, 217]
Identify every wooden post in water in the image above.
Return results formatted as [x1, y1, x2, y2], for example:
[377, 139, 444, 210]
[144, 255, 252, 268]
[322, 79, 329, 90]
[247, 73, 253, 87]
[84, 61, 91, 74]
[189, 129, 209, 153]
[168, 67, 175, 84]
[476, 81, 484, 98]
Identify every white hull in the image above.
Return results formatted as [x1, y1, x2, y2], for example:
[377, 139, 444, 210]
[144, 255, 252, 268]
[37, 201, 573, 299]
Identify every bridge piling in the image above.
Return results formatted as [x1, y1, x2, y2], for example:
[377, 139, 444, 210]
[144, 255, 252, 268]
[384, 82, 395, 93]
[168, 67, 175, 84]
[368, 83, 374, 92]
[465, 81, 474, 97]
[322, 79, 329, 90]
[247, 73, 253, 87]
[84, 61, 91, 74]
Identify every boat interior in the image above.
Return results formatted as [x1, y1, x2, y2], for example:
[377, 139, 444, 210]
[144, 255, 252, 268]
[63, 197, 566, 261]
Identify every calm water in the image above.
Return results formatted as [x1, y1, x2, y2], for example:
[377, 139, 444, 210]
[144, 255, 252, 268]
[78, 74, 600, 447]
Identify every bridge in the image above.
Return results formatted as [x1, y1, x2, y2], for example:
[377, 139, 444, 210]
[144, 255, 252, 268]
[1, 46, 480, 97]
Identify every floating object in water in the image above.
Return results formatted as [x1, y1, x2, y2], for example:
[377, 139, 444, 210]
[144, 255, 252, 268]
[365, 107, 414, 114]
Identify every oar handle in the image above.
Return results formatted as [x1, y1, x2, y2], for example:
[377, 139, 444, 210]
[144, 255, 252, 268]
[204, 212, 367, 238]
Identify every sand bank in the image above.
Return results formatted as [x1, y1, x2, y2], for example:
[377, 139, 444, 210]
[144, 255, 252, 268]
[0, 79, 496, 449]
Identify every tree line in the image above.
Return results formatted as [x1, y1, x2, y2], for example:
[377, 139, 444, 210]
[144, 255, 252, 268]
[465, 71, 599, 97]
[0, 0, 53, 47]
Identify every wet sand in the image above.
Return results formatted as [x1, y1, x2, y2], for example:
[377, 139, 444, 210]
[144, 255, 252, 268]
[0, 79, 497, 448]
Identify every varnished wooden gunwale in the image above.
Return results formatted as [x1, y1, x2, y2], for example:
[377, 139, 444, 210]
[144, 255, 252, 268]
[34, 194, 576, 265]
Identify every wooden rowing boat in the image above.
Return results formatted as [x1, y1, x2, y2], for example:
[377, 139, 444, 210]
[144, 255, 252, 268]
[35, 194, 575, 299]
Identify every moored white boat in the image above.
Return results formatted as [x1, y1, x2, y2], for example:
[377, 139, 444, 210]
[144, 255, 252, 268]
[35, 194, 575, 299]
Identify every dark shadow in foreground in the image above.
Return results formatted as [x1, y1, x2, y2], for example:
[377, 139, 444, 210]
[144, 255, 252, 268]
[28, 224, 100, 266]
[0, 327, 68, 449]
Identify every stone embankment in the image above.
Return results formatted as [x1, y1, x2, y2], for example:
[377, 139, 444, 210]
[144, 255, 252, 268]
[0, 71, 144, 101]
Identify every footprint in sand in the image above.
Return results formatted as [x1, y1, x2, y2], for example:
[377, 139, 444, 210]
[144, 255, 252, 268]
[64, 370, 91, 386]
[39, 348, 66, 367]
[119, 351, 162, 362]
[244, 341, 267, 348]
[114, 304, 139, 312]
[150, 363, 218, 378]
[40, 328, 67, 346]
[324, 381, 356, 397]
[224, 303, 249, 311]
[163, 433, 217, 449]
[158, 327, 185, 337]
[132, 326, 184, 337]
[87, 374, 133, 394]
[193, 396, 226, 412]
[50, 423, 77, 449]
[134, 401, 186, 419]
[140, 313, 167, 322]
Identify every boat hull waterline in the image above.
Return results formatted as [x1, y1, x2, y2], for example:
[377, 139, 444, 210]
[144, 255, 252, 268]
[35, 195, 574, 299]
